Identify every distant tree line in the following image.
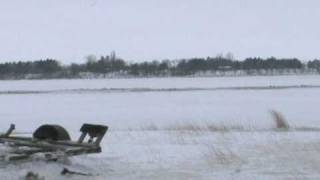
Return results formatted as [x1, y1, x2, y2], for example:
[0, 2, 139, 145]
[0, 53, 319, 79]
[0, 59, 62, 79]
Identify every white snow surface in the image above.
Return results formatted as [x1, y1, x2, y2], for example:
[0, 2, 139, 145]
[0, 75, 319, 92]
[0, 75, 320, 179]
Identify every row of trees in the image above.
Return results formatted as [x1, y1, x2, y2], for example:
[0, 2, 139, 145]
[0, 55, 319, 79]
[0, 59, 62, 78]
[70, 56, 320, 76]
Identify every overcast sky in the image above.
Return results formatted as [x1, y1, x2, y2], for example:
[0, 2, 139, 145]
[0, 0, 319, 63]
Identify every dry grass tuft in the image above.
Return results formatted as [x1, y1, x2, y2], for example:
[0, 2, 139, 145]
[140, 124, 159, 131]
[164, 124, 204, 132]
[271, 110, 290, 129]
[202, 143, 243, 167]
[138, 122, 247, 132]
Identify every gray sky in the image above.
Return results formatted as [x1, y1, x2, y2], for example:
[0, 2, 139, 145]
[0, 0, 319, 63]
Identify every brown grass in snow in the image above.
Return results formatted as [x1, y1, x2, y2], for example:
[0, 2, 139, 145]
[271, 110, 290, 130]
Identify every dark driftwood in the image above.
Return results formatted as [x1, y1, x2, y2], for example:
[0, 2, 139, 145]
[0, 123, 108, 162]
[61, 167, 93, 176]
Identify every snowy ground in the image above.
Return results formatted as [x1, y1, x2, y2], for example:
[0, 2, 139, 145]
[0, 75, 320, 179]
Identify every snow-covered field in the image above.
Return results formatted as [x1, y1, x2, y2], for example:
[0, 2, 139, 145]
[0, 75, 320, 179]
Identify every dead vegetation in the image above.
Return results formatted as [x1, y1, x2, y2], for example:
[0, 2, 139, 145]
[131, 111, 292, 133]
[271, 110, 290, 130]
[136, 122, 246, 132]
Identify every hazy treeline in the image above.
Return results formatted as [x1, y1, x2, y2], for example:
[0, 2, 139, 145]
[0, 54, 320, 79]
